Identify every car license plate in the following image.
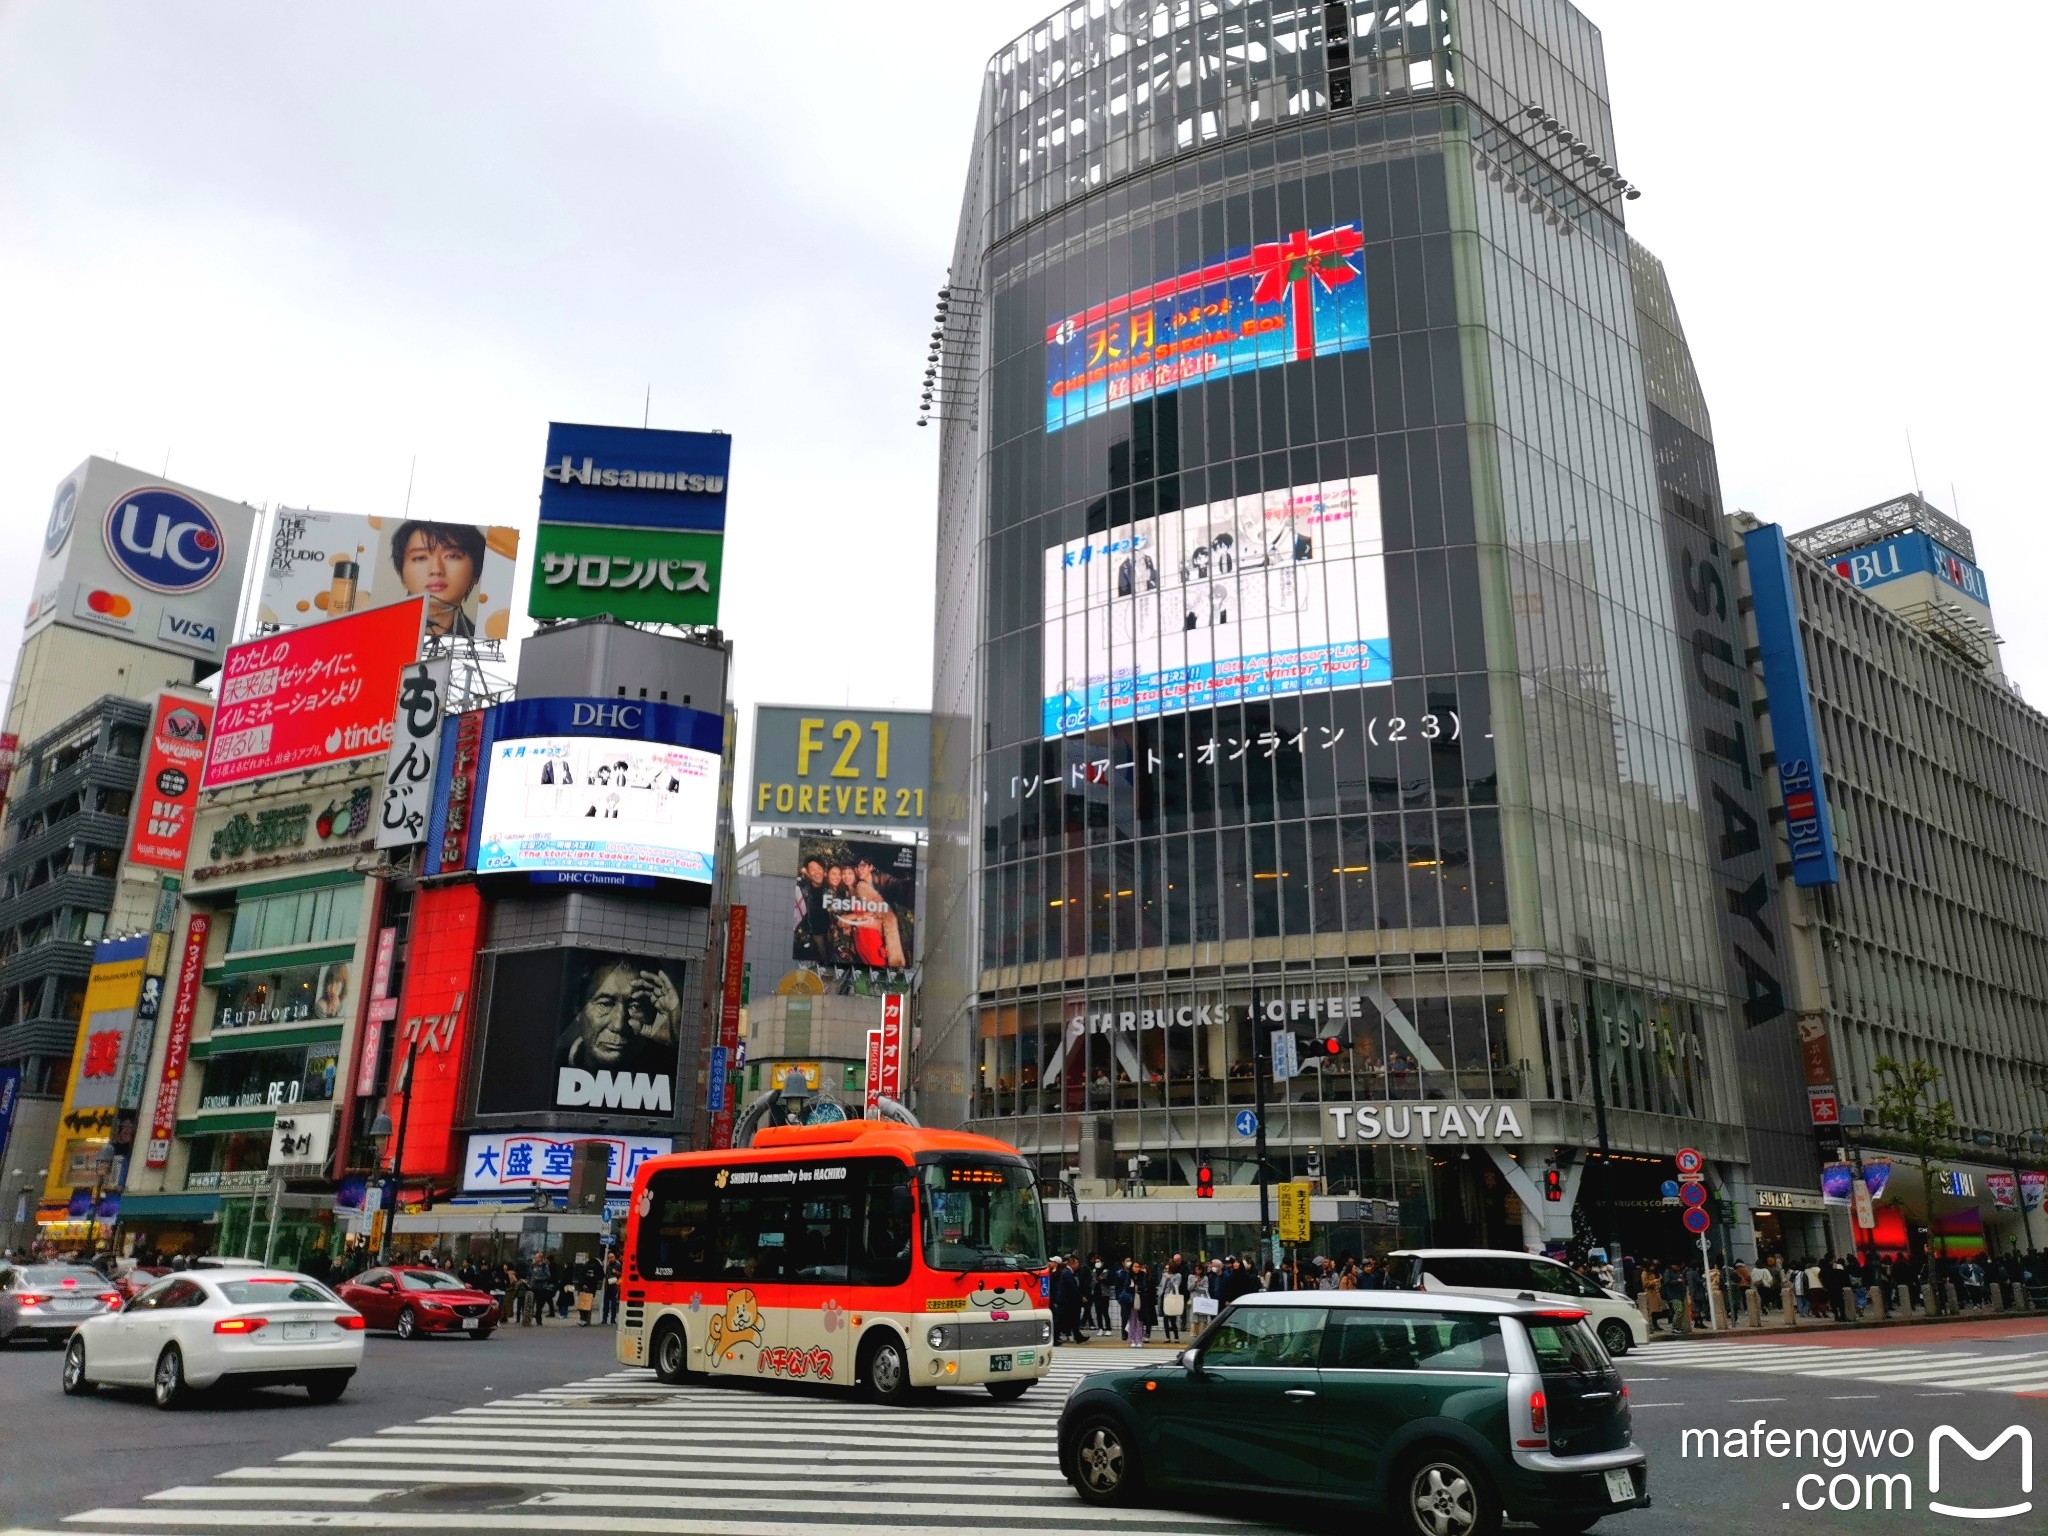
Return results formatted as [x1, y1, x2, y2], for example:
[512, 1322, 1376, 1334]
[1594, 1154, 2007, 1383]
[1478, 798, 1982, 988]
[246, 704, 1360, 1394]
[989, 1353, 1012, 1373]
[280, 1322, 317, 1341]
[56, 1299, 94, 1311]
[461, 1318, 478, 1330]
[1015, 1350, 1035, 1366]
[1605, 1469, 1637, 1504]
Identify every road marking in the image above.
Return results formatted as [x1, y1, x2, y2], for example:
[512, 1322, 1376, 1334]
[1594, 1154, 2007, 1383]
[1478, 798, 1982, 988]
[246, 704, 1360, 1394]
[1827, 1395, 1880, 1401]
[147, 1488, 398, 1504]
[1728, 1397, 1785, 1404]
[1918, 1392, 1966, 1397]
[1624, 1402, 1685, 1407]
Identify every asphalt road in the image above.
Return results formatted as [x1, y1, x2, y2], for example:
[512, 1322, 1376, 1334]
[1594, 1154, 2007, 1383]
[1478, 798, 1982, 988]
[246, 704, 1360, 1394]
[7, 1317, 2048, 1534]
[0, 1314, 620, 1529]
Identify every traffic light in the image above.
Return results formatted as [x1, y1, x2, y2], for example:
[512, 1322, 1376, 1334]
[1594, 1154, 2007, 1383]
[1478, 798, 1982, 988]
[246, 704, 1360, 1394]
[1320, 1036, 1344, 1059]
[1544, 1167, 1564, 1202]
[1196, 1164, 1215, 1199]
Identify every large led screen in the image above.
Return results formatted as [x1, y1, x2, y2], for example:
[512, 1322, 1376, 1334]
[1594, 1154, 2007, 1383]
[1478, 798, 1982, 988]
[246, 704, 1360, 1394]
[473, 948, 684, 1119]
[1044, 224, 1370, 432]
[1042, 475, 1390, 736]
[792, 835, 918, 972]
[476, 735, 719, 884]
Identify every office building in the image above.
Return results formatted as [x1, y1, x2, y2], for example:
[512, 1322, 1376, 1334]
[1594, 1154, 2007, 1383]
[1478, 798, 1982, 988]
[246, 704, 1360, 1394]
[925, 0, 1816, 1260]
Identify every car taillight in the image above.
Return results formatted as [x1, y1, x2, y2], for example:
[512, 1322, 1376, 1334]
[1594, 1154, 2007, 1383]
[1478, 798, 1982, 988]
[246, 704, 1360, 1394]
[214, 1317, 266, 1334]
[98, 1293, 123, 1308]
[336, 1313, 366, 1331]
[15, 1293, 49, 1307]
[1514, 1390, 1549, 1449]
[1528, 1309, 1588, 1321]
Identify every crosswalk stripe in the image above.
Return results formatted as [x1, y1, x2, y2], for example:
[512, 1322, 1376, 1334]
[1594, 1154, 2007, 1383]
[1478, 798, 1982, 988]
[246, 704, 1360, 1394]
[1625, 1340, 2048, 1396]
[52, 1348, 1274, 1536]
[225, 1466, 1072, 1491]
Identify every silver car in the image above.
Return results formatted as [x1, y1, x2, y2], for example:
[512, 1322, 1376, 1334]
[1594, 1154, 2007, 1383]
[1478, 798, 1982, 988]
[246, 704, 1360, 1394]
[1, 1263, 123, 1345]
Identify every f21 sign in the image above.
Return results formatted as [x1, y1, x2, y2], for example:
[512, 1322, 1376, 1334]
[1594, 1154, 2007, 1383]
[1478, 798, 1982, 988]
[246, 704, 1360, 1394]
[376, 660, 449, 849]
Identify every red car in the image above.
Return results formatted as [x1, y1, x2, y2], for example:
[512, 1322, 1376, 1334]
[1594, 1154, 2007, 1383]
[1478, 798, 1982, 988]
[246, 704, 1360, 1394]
[335, 1266, 500, 1340]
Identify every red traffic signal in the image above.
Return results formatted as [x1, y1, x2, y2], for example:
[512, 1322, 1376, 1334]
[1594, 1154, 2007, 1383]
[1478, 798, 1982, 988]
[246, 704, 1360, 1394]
[1543, 1168, 1564, 1202]
[1321, 1036, 1343, 1057]
[1196, 1164, 1215, 1199]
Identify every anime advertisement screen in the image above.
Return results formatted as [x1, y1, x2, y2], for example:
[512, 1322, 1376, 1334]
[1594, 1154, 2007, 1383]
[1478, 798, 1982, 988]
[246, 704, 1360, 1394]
[475, 735, 720, 884]
[1041, 475, 1389, 736]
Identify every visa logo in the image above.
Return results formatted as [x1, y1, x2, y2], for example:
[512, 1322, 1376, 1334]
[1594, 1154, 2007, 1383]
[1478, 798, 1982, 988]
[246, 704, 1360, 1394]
[159, 611, 221, 648]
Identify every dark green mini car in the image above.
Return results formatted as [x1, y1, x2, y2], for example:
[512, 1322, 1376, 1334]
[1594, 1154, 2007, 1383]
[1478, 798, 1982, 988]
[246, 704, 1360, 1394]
[1057, 1289, 1648, 1536]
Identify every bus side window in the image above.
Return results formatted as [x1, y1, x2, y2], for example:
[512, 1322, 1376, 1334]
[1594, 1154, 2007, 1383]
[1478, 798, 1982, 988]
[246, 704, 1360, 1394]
[639, 1169, 714, 1282]
[717, 1193, 791, 1284]
[794, 1197, 851, 1284]
[851, 1160, 913, 1288]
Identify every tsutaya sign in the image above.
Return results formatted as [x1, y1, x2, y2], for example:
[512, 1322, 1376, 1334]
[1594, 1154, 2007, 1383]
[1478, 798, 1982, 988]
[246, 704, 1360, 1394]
[1328, 1102, 1531, 1144]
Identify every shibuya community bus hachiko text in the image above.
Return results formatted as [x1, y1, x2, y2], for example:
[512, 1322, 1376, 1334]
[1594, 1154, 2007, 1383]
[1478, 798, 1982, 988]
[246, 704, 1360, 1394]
[619, 1121, 1052, 1402]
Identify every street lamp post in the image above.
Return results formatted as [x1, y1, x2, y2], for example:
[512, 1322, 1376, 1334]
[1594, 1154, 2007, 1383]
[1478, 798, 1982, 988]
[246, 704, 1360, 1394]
[369, 1035, 423, 1265]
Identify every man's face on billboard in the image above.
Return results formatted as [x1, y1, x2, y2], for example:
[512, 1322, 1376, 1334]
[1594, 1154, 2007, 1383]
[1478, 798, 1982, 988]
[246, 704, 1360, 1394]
[804, 859, 826, 886]
[576, 963, 638, 1067]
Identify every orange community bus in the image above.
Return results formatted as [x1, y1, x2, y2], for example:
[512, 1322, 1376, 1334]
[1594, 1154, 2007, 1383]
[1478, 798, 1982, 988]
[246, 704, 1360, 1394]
[618, 1119, 1054, 1402]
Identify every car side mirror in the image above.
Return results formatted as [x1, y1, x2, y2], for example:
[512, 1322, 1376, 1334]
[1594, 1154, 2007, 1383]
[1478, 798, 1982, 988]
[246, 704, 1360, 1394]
[378, 1279, 397, 1291]
[1179, 1347, 1203, 1375]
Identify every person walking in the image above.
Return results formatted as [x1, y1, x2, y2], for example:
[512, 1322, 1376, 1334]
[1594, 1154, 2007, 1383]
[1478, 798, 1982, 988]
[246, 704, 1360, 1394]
[1126, 1263, 1153, 1347]
[1159, 1256, 1189, 1343]
[1114, 1260, 1136, 1341]
[1641, 1263, 1665, 1333]
[602, 1252, 622, 1326]
[528, 1251, 553, 1327]
[576, 1254, 603, 1326]
[1090, 1257, 1113, 1334]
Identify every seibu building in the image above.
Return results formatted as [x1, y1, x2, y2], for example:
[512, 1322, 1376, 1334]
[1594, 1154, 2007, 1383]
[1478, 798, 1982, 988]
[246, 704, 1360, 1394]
[923, 0, 1814, 1262]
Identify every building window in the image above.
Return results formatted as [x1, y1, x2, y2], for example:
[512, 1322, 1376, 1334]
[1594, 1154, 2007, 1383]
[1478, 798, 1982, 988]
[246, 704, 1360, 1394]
[228, 886, 359, 955]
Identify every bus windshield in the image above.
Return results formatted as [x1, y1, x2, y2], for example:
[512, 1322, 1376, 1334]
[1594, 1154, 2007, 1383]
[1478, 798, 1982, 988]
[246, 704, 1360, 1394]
[920, 1159, 1047, 1271]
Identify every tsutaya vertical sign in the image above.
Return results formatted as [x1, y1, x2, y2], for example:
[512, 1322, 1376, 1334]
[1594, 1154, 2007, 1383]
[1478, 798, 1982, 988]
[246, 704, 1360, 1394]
[864, 1029, 883, 1118]
[878, 992, 906, 1104]
[1742, 524, 1840, 887]
[376, 659, 449, 849]
[146, 914, 211, 1167]
[709, 905, 746, 1150]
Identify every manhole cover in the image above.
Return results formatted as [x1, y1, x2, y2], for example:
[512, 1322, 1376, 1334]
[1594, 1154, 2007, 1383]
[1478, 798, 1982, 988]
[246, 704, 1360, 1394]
[398, 1483, 539, 1509]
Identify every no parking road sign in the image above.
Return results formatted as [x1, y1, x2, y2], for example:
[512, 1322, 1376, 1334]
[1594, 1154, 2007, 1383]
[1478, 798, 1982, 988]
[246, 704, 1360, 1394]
[1682, 1206, 1712, 1234]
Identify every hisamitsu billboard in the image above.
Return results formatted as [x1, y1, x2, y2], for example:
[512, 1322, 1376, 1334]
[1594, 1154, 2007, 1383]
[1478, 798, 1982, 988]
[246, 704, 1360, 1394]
[538, 422, 732, 533]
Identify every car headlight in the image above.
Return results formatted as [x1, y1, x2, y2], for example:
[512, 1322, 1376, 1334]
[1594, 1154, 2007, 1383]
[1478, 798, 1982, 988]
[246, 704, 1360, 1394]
[927, 1325, 949, 1349]
[1039, 1321, 1053, 1343]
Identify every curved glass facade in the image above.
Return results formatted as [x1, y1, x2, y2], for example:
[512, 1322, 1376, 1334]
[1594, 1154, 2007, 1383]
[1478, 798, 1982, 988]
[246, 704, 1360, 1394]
[927, 0, 1790, 1251]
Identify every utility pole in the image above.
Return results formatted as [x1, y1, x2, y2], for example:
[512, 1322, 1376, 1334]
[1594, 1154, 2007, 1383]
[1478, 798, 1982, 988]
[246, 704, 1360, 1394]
[1252, 1005, 1274, 1267]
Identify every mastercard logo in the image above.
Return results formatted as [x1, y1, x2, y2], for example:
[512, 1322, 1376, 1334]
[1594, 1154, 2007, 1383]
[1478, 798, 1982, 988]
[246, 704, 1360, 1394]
[84, 590, 134, 619]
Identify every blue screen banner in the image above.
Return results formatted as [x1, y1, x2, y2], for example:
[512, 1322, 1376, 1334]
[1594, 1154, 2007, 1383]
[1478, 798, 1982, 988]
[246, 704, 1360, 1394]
[0, 1066, 19, 1164]
[1744, 524, 1840, 887]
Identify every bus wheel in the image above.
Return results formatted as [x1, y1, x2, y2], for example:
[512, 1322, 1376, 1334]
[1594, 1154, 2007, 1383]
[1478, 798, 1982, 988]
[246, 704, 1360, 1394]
[986, 1380, 1032, 1401]
[651, 1322, 692, 1385]
[860, 1333, 916, 1404]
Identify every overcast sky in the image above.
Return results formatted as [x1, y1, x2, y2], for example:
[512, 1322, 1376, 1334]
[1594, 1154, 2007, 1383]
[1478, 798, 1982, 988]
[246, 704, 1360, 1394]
[3, 2, 2043, 802]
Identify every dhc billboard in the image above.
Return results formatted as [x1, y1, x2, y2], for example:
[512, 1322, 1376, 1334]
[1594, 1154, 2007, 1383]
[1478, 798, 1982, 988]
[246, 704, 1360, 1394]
[1744, 524, 1840, 887]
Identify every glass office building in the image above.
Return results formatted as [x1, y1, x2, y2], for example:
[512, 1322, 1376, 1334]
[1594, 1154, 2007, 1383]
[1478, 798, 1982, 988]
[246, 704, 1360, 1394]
[926, 0, 1808, 1258]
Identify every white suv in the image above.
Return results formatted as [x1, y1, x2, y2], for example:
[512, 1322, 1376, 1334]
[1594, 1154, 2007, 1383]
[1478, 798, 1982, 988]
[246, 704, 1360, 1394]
[1386, 1248, 1649, 1356]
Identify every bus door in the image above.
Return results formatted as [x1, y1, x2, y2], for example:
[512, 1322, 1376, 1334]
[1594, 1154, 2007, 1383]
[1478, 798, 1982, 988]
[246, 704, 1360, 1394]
[703, 1186, 786, 1376]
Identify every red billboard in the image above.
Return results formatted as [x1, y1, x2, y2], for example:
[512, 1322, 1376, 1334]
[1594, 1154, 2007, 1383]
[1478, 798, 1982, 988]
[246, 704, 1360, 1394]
[145, 914, 210, 1167]
[126, 694, 213, 871]
[203, 597, 424, 788]
[709, 904, 745, 1149]
[879, 992, 905, 1102]
[388, 883, 482, 1180]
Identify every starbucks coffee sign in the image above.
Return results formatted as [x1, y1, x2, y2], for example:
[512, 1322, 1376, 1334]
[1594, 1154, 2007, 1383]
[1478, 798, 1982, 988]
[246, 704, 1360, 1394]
[1327, 1101, 1530, 1144]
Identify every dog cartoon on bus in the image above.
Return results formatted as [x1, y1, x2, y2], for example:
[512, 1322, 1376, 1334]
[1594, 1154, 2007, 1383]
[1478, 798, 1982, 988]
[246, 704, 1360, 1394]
[968, 1280, 1034, 1321]
[708, 1288, 766, 1359]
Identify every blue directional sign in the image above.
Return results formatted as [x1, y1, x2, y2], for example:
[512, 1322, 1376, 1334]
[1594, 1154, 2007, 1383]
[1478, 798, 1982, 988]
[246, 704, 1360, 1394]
[1660, 1180, 1680, 1200]
[1234, 1110, 1259, 1138]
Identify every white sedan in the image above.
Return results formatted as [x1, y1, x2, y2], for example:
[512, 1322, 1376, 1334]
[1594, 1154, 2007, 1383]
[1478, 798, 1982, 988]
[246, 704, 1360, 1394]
[61, 1269, 365, 1408]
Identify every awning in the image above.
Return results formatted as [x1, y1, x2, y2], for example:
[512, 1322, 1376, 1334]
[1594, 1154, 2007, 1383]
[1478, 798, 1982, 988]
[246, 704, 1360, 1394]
[392, 1209, 609, 1236]
[112, 1193, 224, 1220]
